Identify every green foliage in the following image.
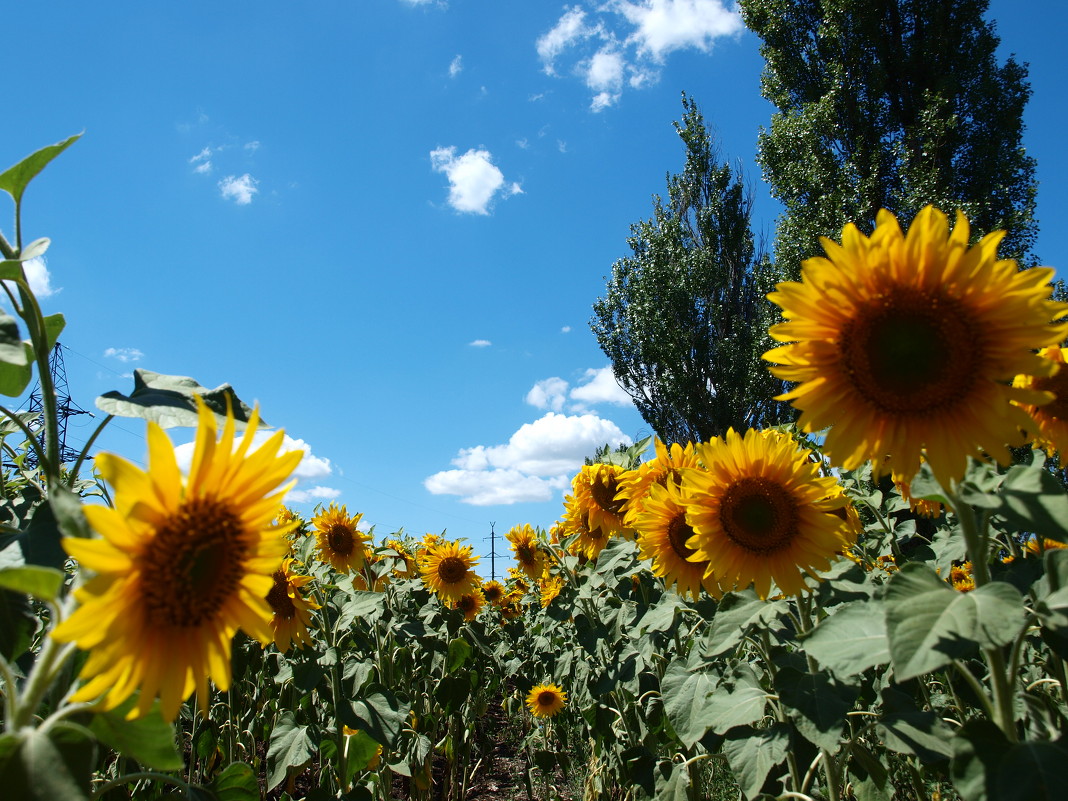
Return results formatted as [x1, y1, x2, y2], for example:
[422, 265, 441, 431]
[740, 0, 1039, 272]
[591, 93, 790, 444]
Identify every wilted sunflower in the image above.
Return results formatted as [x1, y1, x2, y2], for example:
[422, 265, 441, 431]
[568, 463, 634, 538]
[421, 540, 481, 603]
[683, 428, 858, 600]
[312, 503, 369, 573]
[632, 480, 720, 600]
[525, 683, 567, 718]
[1014, 346, 1068, 465]
[453, 588, 486, 621]
[51, 399, 301, 720]
[507, 523, 546, 579]
[266, 558, 320, 652]
[764, 206, 1068, 489]
[482, 580, 506, 606]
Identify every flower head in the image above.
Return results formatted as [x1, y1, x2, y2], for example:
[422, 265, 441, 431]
[567, 463, 634, 539]
[312, 503, 369, 573]
[765, 206, 1068, 488]
[506, 523, 547, 580]
[420, 540, 481, 603]
[1014, 347, 1068, 465]
[52, 399, 301, 720]
[266, 558, 320, 652]
[525, 683, 567, 718]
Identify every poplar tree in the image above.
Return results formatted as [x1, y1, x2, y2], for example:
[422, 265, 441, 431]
[739, 0, 1038, 273]
[591, 95, 788, 445]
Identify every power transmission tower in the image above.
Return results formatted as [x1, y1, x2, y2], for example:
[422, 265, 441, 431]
[23, 342, 93, 468]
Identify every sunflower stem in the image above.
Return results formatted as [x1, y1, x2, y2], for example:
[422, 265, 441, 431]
[797, 595, 841, 800]
[12, 597, 78, 729]
[0, 650, 19, 730]
[90, 771, 192, 799]
[760, 628, 804, 794]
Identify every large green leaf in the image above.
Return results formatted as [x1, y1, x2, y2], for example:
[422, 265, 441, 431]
[721, 723, 790, 800]
[350, 685, 409, 748]
[0, 565, 64, 601]
[876, 688, 954, 764]
[703, 590, 786, 658]
[0, 341, 33, 397]
[803, 600, 890, 675]
[0, 586, 34, 661]
[96, 369, 257, 429]
[885, 563, 1025, 680]
[704, 663, 768, 734]
[209, 762, 260, 801]
[0, 135, 81, 204]
[950, 722, 1068, 801]
[660, 660, 716, 748]
[997, 464, 1068, 545]
[0, 311, 26, 368]
[88, 698, 182, 771]
[266, 712, 316, 791]
[775, 666, 857, 751]
[0, 723, 95, 801]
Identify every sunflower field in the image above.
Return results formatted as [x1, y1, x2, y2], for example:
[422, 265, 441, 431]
[5, 135, 1068, 801]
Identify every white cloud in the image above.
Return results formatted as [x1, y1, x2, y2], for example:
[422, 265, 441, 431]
[11, 257, 60, 298]
[426, 411, 631, 505]
[449, 54, 463, 77]
[469, 339, 492, 347]
[429, 147, 520, 215]
[219, 174, 259, 205]
[525, 377, 569, 412]
[189, 147, 212, 164]
[103, 347, 144, 363]
[561, 325, 572, 333]
[570, 367, 632, 408]
[193, 161, 212, 175]
[537, 0, 741, 107]
[287, 485, 342, 503]
[245, 140, 260, 153]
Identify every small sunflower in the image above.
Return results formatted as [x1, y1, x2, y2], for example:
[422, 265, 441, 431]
[539, 575, 566, 608]
[764, 206, 1068, 489]
[525, 683, 567, 718]
[1015, 346, 1068, 465]
[482, 580, 506, 606]
[51, 399, 301, 720]
[312, 503, 369, 573]
[949, 561, 976, 592]
[420, 540, 481, 603]
[506, 523, 547, 579]
[568, 463, 634, 539]
[632, 480, 720, 600]
[452, 588, 486, 621]
[683, 428, 857, 599]
[266, 558, 321, 652]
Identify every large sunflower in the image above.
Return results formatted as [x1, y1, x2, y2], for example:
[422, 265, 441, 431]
[51, 399, 301, 720]
[764, 206, 1068, 488]
[266, 558, 321, 652]
[568, 463, 634, 539]
[682, 428, 857, 599]
[525, 683, 567, 718]
[420, 540, 481, 603]
[506, 523, 546, 579]
[312, 503, 369, 573]
[1014, 346, 1068, 465]
[632, 480, 719, 600]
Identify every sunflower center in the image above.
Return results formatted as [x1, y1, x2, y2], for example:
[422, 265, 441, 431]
[719, 477, 799, 554]
[457, 595, 476, 613]
[437, 556, 468, 584]
[1033, 370, 1068, 421]
[666, 515, 697, 559]
[327, 524, 355, 555]
[266, 570, 296, 619]
[140, 496, 248, 628]
[591, 473, 626, 515]
[516, 543, 535, 564]
[538, 691, 558, 707]
[838, 288, 980, 414]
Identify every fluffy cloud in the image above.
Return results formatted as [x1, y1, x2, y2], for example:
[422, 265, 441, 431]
[13, 257, 60, 298]
[425, 411, 631, 505]
[469, 339, 492, 347]
[103, 347, 144, 363]
[525, 368, 633, 414]
[537, 0, 742, 109]
[449, 55, 463, 77]
[219, 174, 259, 205]
[430, 146, 522, 215]
[525, 377, 569, 412]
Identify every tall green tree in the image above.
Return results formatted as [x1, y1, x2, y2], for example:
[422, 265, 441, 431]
[591, 94, 789, 445]
[739, 0, 1038, 273]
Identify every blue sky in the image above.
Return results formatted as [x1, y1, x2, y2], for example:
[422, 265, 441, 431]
[5, 0, 1065, 575]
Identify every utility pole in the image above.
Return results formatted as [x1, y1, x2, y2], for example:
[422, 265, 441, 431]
[489, 522, 496, 581]
[23, 342, 92, 468]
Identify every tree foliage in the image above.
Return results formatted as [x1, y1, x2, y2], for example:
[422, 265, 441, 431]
[740, 0, 1038, 272]
[591, 94, 788, 445]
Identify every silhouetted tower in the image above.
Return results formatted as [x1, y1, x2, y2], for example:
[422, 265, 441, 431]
[24, 342, 92, 467]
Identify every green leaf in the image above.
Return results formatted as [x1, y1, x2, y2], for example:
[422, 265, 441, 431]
[88, 698, 183, 771]
[907, 462, 949, 505]
[660, 660, 716, 749]
[446, 637, 472, 673]
[994, 739, 1068, 801]
[721, 723, 790, 800]
[350, 685, 409, 748]
[0, 341, 33, 397]
[337, 589, 385, 628]
[0, 565, 64, 601]
[704, 663, 767, 734]
[22, 494, 71, 571]
[885, 563, 1025, 680]
[997, 464, 1068, 545]
[876, 688, 954, 764]
[208, 763, 259, 801]
[803, 600, 890, 675]
[951, 720, 1010, 801]
[19, 238, 50, 262]
[96, 369, 258, 429]
[267, 711, 316, 792]
[0, 586, 34, 661]
[775, 666, 857, 751]
[0, 135, 81, 204]
[0, 311, 26, 368]
[0, 723, 95, 801]
[654, 762, 692, 801]
[704, 590, 786, 657]
[343, 729, 382, 783]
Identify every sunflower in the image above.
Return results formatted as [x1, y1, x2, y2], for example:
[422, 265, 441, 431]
[568, 463, 634, 539]
[539, 575, 566, 608]
[266, 558, 321, 652]
[619, 439, 701, 526]
[560, 502, 611, 561]
[312, 503, 369, 573]
[452, 588, 485, 621]
[1014, 346, 1068, 465]
[764, 206, 1068, 489]
[525, 683, 567, 718]
[420, 540, 481, 603]
[682, 428, 858, 599]
[51, 399, 301, 720]
[482, 580, 506, 606]
[949, 561, 976, 593]
[506, 523, 546, 579]
[632, 480, 720, 600]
